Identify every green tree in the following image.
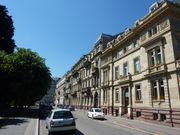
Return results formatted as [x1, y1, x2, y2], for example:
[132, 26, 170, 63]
[0, 48, 51, 107]
[0, 5, 16, 53]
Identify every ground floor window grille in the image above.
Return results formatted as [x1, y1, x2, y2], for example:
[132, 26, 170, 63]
[153, 113, 158, 120]
[160, 114, 166, 121]
[136, 111, 141, 117]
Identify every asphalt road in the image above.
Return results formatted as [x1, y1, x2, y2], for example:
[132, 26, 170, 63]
[0, 117, 30, 135]
[40, 110, 153, 135]
[73, 111, 148, 135]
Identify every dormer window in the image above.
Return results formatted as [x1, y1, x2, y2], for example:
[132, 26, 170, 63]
[149, 2, 159, 13]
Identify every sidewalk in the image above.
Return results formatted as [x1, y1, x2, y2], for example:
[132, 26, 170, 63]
[75, 109, 180, 135]
[24, 118, 39, 135]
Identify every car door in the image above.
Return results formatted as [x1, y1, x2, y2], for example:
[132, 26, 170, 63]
[91, 109, 94, 117]
[88, 109, 93, 118]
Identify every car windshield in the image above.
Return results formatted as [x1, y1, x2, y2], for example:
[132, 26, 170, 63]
[94, 109, 102, 112]
[53, 111, 73, 119]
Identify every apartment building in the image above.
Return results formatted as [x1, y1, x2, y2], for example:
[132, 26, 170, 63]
[55, 76, 66, 105]
[56, 0, 180, 127]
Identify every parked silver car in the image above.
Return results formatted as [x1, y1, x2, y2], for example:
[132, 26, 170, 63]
[46, 108, 76, 134]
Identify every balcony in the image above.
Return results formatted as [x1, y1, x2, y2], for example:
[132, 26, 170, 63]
[144, 64, 167, 77]
[176, 60, 180, 69]
[77, 77, 81, 84]
[63, 93, 68, 98]
[118, 74, 131, 84]
[71, 90, 77, 96]
[92, 67, 99, 75]
[101, 81, 109, 87]
[101, 57, 112, 67]
[81, 87, 91, 95]
[83, 60, 91, 68]
[65, 89, 70, 94]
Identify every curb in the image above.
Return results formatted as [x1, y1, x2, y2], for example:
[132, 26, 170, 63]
[24, 118, 39, 135]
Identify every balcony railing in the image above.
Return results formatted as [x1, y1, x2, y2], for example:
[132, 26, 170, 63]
[83, 60, 91, 68]
[145, 64, 166, 77]
[92, 67, 99, 75]
[101, 57, 112, 66]
[118, 74, 131, 84]
[101, 81, 109, 87]
[176, 60, 180, 68]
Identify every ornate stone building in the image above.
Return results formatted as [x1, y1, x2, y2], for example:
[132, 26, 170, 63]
[56, 0, 180, 127]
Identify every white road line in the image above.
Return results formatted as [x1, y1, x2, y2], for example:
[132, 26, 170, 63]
[35, 119, 39, 135]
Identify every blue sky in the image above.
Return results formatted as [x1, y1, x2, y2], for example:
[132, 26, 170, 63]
[0, 0, 157, 77]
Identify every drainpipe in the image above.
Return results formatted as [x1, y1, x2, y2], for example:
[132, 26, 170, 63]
[111, 51, 114, 116]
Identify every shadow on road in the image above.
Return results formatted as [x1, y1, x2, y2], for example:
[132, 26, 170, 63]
[48, 129, 84, 135]
[0, 106, 38, 128]
[0, 118, 28, 129]
[0, 107, 39, 118]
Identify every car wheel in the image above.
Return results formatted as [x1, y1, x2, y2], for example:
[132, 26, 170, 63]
[71, 129, 76, 135]
[48, 132, 52, 135]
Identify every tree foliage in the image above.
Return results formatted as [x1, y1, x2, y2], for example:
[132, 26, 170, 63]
[0, 5, 16, 53]
[0, 48, 51, 106]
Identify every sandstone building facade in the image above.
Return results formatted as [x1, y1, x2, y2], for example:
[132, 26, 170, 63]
[56, 0, 180, 127]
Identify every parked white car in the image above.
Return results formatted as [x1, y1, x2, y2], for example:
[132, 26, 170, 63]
[87, 108, 105, 119]
[45, 108, 76, 134]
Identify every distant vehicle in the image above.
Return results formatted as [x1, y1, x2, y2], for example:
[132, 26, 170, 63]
[68, 105, 75, 111]
[39, 104, 53, 118]
[87, 108, 105, 119]
[63, 105, 69, 109]
[63, 105, 75, 111]
[57, 104, 64, 109]
[45, 108, 76, 134]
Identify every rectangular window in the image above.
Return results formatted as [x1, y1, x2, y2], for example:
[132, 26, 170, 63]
[126, 44, 133, 51]
[156, 47, 162, 64]
[153, 113, 158, 120]
[134, 40, 139, 48]
[150, 50, 155, 66]
[148, 29, 152, 37]
[123, 62, 128, 76]
[119, 49, 124, 56]
[115, 88, 119, 102]
[149, 46, 162, 66]
[159, 80, 165, 100]
[135, 85, 142, 101]
[134, 57, 141, 74]
[152, 81, 158, 100]
[148, 26, 157, 37]
[115, 66, 119, 80]
[103, 89, 105, 103]
[136, 111, 141, 117]
[152, 26, 157, 35]
[160, 114, 166, 121]
[151, 79, 165, 101]
[103, 89, 107, 103]
[103, 70, 109, 83]
[114, 52, 118, 59]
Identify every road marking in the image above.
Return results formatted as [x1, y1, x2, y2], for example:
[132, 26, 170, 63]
[35, 119, 38, 135]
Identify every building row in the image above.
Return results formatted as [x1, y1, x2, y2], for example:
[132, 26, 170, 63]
[55, 0, 180, 127]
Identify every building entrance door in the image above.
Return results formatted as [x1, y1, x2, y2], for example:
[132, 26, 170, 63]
[122, 86, 129, 114]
